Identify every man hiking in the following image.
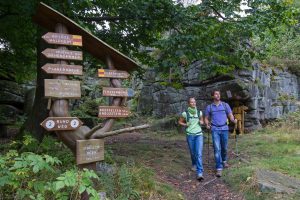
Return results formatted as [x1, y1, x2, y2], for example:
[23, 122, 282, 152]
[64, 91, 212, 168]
[204, 90, 237, 177]
[178, 97, 205, 181]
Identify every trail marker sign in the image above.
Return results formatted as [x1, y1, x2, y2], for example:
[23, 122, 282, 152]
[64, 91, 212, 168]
[42, 63, 83, 75]
[42, 48, 83, 61]
[76, 139, 104, 164]
[102, 87, 134, 97]
[42, 32, 82, 46]
[44, 79, 81, 99]
[98, 69, 130, 79]
[40, 117, 83, 131]
[98, 106, 131, 118]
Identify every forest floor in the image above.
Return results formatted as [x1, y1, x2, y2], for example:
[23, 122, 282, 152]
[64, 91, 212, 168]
[106, 130, 245, 200]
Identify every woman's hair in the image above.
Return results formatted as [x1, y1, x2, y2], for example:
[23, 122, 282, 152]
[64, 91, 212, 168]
[211, 90, 220, 97]
[188, 97, 196, 103]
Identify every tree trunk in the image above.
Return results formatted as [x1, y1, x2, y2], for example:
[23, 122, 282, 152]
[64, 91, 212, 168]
[20, 28, 51, 141]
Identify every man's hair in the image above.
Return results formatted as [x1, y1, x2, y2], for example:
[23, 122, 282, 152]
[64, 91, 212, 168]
[188, 97, 196, 103]
[211, 90, 220, 97]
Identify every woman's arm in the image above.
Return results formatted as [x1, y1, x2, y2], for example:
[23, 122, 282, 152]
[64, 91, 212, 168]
[178, 117, 188, 127]
[199, 116, 204, 125]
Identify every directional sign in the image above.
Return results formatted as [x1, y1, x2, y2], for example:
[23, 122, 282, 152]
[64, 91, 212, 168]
[102, 87, 134, 97]
[42, 48, 83, 61]
[45, 79, 81, 99]
[42, 64, 83, 75]
[42, 32, 82, 46]
[76, 139, 104, 164]
[98, 69, 130, 79]
[40, 117, 83, 131]
[98, 106, 131, 118]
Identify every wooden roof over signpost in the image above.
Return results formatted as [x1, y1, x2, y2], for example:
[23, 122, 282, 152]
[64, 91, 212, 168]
[33, 2, 138, 71]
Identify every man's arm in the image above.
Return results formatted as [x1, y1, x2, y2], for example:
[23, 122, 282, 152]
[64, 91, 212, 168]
[204, 116, 211, 129]
[228, 113, 237, 123]
[226, 103, 237, 124]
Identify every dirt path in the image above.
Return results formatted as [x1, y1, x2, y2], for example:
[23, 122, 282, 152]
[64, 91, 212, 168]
[106, 132, 244, 200]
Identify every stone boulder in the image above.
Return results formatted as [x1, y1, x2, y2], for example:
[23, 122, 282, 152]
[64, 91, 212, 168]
[256, 169, 300, 194]
[0, 80, 24, 107]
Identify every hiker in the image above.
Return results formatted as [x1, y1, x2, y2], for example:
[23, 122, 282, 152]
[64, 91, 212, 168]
[204, 90, 237, 177]
[178, 97, 204, 181]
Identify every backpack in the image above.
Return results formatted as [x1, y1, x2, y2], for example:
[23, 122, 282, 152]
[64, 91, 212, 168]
[208, 102, 229, 127]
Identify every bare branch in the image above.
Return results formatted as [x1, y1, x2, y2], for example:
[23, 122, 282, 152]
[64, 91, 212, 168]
[92, 124, 150, 139]
[77, 15, 149, 22]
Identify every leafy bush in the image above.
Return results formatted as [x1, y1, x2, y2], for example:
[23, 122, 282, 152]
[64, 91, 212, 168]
[0, 150, 100, 200]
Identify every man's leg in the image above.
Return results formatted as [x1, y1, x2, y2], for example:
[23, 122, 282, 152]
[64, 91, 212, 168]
[211, 130, 223, 170]
[194, 135, 204, 179]
[220, 130, 229, 164]
[186, 135, 196, 169]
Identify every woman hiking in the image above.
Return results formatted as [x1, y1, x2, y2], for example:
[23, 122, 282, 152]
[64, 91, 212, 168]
[178, 97, 205, 181]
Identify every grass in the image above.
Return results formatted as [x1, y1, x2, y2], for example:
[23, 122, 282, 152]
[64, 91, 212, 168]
[223, 111, 300, 200]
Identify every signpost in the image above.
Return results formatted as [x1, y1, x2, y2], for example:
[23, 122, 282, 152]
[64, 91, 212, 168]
[42, 32, 82, 46]
[102, 87, 134, 97]
[40, 117, 83, 131]
[98, 69, 130, 79]
[42, 63, 83, 75]
[76, 139, 104, 165]
[42, 48, 83, 61]
[98, 106, 131, 118]
[44, 79, 81, 99]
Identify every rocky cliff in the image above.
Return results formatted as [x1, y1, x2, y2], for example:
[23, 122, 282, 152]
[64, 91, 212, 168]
[138, 62, 299, 131]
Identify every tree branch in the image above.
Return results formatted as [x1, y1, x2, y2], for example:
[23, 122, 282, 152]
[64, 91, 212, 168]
[92, 124, 150, 139]
[209, 6, 227, 20]
[77, 15, 149, 22]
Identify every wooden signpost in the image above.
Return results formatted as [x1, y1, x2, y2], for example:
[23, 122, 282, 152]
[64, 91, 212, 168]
[42, 32, 82, 46]
[98, 69, 130, 79]
[42, 48, 83, 61]
[33, 3, 145, 199]
[41, 117, 83, 131]
[98, 106, 131, 118]
[42, 63, 83, 75]
[44, 79, 81, 99]
[76, 139, 104, 165]
[102, 87, 134, 97]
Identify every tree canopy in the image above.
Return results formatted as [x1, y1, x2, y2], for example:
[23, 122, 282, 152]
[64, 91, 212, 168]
[0, 0, 299, 82]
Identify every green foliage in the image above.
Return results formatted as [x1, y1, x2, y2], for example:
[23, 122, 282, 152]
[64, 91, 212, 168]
[0, 134, 101, 200]
[5, 134, 74, 169]
[254, 25, 300, 75]
[1, 0, 298, 83]
[0, 149, 100, 200]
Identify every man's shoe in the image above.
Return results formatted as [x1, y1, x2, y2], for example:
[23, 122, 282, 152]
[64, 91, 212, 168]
[223, 162, 230, 168]
[191, 166, 196, 172]
[197, 174, 204, 181]
[216, 170, 222, 177]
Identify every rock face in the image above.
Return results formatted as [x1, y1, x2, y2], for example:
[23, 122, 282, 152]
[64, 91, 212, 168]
[138, 62, 299, 131]
[0, 80, 24, 137]
[256, 169, 300, 194]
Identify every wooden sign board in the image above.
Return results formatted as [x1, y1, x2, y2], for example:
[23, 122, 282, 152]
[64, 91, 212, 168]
[98, 69, 130, 79]
[76, 139, 104, 165]
[102, 87, 134, 97]
[40, 117, 83, 131]
[42, 63, 83, 75]
[98, 106, 131, 118]
[42, 48, 83, 61]
[45, 79, 81, 99]
[42, 32, 82, 46]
